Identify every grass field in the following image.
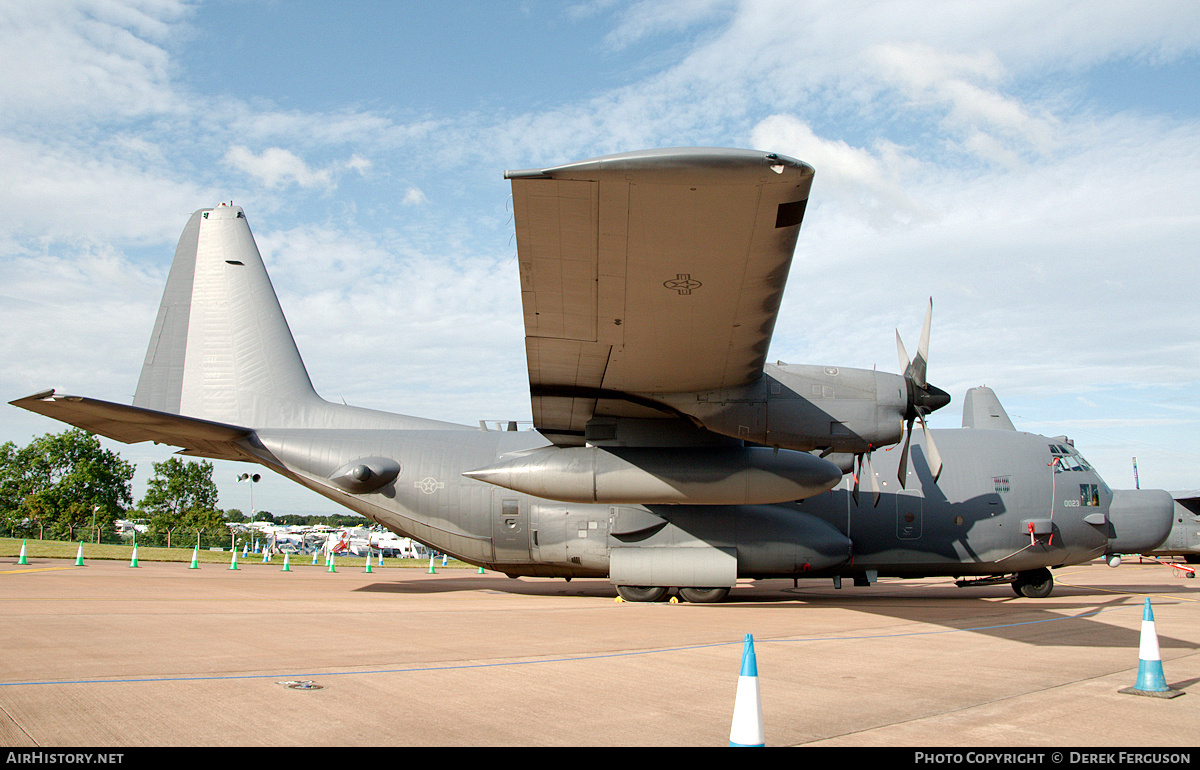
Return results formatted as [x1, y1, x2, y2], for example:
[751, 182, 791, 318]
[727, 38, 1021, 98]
[0, 537, 476, 569]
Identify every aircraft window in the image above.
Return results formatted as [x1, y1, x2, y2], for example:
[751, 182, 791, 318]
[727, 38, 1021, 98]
[1049, 445, 1093, 473]
[1080, 483, 1100, 507]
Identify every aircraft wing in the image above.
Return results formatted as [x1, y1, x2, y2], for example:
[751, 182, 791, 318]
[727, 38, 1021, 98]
[10, 390, 255, 461]
[505, 148, 814, 445]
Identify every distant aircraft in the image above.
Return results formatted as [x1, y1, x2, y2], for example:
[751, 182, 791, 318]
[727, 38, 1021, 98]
[11, 148, 1174, 601]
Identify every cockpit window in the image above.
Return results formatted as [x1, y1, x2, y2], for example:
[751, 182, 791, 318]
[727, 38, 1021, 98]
[1049, 444, 1093, 473]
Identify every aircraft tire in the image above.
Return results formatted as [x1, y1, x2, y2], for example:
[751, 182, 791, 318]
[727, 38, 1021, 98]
[1013, 569, 1054, 598]
[615, 585, 670, 602]
[678, 587, 730, 603]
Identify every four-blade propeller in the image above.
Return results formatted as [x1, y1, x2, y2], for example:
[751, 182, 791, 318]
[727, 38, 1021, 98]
[854, 299, 951, 505]
[895, 298, 949, 488]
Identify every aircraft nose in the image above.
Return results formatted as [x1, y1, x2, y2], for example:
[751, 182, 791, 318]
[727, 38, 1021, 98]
[1107, 488, 1174, 555]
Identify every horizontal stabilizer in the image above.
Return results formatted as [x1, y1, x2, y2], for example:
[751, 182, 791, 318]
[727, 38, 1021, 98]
[10, 390, 253, 461]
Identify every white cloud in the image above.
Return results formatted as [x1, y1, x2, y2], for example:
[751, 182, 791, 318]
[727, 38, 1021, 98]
[0, 0, 188, 126]
[222, 146, 336, 191]
[401, 187, 427, 206]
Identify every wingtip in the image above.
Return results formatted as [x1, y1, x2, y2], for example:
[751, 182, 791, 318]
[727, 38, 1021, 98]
[9, 388, 57, 406]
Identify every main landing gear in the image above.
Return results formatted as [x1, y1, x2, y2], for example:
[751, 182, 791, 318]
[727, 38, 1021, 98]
[955, 568, 1055, 598]
[615, 586, 731, 603]
[1012, 568, 1054, 598]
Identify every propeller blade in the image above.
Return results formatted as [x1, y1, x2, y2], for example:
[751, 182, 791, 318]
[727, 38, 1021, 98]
[865, 450, 881, 508]
[917, 409, 943, 483]
[896, 330, 910, 377]
[897, 417, 913, 488]
[852, 454, 862, 506]
[913, 298, 932, 389]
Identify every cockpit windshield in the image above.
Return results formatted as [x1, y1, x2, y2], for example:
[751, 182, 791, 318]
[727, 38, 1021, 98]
[1049, 444, 1093, 473]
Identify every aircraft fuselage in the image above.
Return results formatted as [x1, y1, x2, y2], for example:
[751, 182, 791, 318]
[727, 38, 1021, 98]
[246, 420, 1170, 587]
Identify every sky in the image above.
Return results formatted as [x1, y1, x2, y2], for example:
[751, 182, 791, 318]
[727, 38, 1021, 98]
[2, 0, 1199, 517]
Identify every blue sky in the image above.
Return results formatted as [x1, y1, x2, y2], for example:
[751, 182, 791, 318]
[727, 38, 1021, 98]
[2, 0, 1199, 516]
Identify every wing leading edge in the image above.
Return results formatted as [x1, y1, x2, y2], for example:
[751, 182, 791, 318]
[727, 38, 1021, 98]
[505, 148, 814, 445]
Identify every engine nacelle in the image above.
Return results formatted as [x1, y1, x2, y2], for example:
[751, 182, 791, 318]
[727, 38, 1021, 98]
[652, 364, 909, 454]
[463, 445, 842, 505]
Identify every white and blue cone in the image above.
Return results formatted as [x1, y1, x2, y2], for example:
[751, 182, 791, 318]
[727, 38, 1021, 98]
[1120, 598, 1181, 698]
[729, 633, 765, 746]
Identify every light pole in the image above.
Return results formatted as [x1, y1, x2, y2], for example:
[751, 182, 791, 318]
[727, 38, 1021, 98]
[237, 473, 261, 520]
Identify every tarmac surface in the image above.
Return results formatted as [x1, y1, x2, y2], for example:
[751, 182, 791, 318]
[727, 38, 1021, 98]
[1, 554, 1198, 748]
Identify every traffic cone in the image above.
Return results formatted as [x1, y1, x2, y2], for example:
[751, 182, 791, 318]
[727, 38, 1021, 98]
[74, 543, 85, 567]
[129, 545, 139, 568]
[364, 552, 373, 574]
[281, 552, 291, 572]
[1120, 598, 1181, 697]
[262, 548, 270, 563]
[428, 555, 436, 574]
[229, 550, 239, 570]
[18, 540, 28, 565]
[328, 553, 336, 573]
[729, 634, 765, 746]
[312, 550, 319, 566]
[189, 547, 199, 569]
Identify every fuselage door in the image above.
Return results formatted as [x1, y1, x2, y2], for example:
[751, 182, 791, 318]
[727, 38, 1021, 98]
[492, 494, 530, 562]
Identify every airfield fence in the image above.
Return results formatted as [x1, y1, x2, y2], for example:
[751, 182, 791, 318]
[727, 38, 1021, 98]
[5, 524, 250, 552]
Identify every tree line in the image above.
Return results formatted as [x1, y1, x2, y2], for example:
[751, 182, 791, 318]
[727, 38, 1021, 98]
[1, 428, 363, 547]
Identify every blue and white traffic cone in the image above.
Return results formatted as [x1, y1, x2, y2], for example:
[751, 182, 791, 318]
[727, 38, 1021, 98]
[1121, 598, 1180, 697]
[729, 634, 765, 746]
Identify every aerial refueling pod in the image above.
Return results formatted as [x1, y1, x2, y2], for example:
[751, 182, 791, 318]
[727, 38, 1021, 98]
[463, 445, 842, 505]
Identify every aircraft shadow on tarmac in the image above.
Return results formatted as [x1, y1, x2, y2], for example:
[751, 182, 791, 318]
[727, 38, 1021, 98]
[354, 575, 1197, 653]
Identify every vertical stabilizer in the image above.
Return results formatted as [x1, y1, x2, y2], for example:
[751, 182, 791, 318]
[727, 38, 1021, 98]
[961, 386, 1016, 430]
[134, 205, 319, 427]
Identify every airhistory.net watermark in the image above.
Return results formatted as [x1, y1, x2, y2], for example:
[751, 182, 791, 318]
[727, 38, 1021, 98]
[5, 754, 123, 765]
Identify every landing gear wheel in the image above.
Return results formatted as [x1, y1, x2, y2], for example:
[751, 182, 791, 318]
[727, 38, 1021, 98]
[1013, 569, 1054, 598]
[678, 587, 730, 604]
[616, 585, 669, 603]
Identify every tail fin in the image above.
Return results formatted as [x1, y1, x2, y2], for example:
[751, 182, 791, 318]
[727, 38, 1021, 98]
[961, 386, 1016, 430]
[134, 204, 320, 428]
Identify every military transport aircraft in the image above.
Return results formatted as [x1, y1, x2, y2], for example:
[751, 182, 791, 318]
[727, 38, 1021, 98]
[11, 147, 1174, 602]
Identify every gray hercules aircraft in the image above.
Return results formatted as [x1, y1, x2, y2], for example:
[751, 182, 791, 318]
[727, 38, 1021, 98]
[11, 148, 1174, 602]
